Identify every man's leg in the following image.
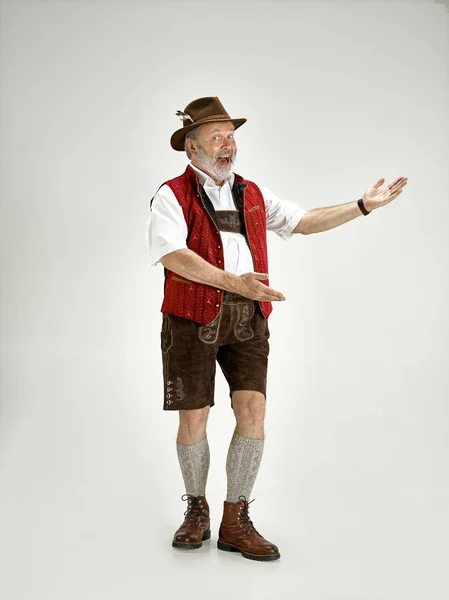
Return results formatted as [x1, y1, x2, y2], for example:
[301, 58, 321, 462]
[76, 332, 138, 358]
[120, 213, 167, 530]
[172, 406, 212, 549]
[217, 389, 280, 561]
[177, 406, 210, 496]
[161, 310, 219, 550]
[226, 390, 265, 503]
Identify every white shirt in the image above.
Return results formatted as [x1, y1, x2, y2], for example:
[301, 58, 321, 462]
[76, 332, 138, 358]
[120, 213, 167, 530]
[145, 162, 307, 275]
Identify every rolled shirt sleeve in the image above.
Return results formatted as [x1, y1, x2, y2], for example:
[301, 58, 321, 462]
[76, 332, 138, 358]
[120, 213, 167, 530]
[145, 184, 188, 266]
[258, 184, 308, 240]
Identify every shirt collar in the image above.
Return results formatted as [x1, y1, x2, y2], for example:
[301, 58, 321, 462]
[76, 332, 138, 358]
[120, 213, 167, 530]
[189, 162, 235, 190]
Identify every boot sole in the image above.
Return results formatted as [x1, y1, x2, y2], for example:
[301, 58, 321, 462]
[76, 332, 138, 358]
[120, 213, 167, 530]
[172, 529, 211, 549]
[217, 540, 280, 561]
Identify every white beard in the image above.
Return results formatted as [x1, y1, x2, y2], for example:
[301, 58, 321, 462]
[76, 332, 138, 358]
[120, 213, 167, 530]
[195, 144, 237, 181]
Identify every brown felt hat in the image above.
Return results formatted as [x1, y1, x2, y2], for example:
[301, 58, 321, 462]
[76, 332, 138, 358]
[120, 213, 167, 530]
[170, 96, 247, 151]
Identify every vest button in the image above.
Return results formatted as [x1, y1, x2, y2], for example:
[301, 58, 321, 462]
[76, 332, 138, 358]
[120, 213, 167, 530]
[215, 303, 219, 308]
[216, 289, 221, 293]
[217, 260, 222, 264]
[217, 245, 221, 249]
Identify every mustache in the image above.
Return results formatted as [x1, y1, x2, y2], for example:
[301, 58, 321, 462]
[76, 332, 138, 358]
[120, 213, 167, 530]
[215, 150, 236, 161]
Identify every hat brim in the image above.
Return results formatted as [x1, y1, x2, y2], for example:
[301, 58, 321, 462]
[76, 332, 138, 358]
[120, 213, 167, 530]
[170, 118, 247, 151]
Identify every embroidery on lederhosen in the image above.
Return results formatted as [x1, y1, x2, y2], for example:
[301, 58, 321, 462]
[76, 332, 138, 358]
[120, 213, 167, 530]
[215, 210, 245, 234]
[174, 376, 185, 402]
[234, 302, 255, 342]
[198, 310, 222, 344]
[161, 313, 173, 353]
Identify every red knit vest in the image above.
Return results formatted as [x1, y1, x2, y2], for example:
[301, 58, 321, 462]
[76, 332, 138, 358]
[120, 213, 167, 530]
[160, 164, 272, 325]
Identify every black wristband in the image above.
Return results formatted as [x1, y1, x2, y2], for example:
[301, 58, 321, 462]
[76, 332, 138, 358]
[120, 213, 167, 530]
[357, 198, 370, 215]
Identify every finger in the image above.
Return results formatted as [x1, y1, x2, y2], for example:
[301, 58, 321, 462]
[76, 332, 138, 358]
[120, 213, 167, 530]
[260, 286, 286, 300]
[389, 190, 403, 200]
[389, 179, 408, 194]
[258, 293, 285, 302]
[390, 177, 408, 190]
[255, 287, 285, 300]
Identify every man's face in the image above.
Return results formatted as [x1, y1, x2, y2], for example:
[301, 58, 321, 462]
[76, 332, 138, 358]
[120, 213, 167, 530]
[189, 122, 237, 183]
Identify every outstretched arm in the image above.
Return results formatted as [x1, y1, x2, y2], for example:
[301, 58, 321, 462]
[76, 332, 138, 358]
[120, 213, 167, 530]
[294, 176, 408, 235]
[161, 249, 286, 301]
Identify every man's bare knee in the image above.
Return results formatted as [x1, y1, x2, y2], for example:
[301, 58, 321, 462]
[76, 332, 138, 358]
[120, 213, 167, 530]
[177, 406, 210, 444]
[232, 391, 266, 428]
[179, 406, 210, 427]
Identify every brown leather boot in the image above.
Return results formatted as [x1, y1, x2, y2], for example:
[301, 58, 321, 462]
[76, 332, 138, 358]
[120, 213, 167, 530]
[217, 496, 280, 561]
[172, 494, 211, 549]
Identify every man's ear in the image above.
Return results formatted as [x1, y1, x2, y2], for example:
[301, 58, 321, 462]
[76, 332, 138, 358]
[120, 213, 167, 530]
[186, 138, 197, 156]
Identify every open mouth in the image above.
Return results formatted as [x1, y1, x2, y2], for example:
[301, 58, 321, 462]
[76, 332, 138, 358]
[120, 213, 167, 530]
[216, 155, 231, 166]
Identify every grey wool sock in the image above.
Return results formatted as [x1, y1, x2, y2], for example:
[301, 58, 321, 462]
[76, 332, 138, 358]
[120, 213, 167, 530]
[176, 436, 210, 497]
[226, 431, 265, 503]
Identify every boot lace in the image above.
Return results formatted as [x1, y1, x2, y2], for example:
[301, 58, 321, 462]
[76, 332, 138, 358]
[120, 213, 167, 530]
[181, 494, 206, 526]
[237, 495, 260, 538]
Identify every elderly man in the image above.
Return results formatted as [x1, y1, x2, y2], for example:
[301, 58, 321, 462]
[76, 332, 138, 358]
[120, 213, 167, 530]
[146, 96, 407, 562]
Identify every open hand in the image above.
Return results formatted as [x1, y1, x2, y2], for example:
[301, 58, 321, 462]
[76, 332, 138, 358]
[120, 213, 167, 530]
[362, 176, 408, 211]
[234, 272, 286, 302]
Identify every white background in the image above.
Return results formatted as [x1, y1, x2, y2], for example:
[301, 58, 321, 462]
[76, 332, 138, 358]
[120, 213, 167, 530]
[1, 0, 448, 598]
